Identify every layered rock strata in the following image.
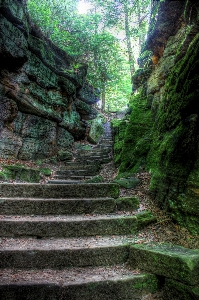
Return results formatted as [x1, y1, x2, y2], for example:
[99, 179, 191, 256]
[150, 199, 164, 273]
[113, 0, 199, 233]
[0, 0, 99, 160]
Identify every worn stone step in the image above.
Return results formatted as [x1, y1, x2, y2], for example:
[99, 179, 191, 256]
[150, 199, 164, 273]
[0, 236, 131, 268]
[70, 175, 93, 180]
[0, 266, 159, 300]
[56, 165, 100, 175]
[101, 138, 113, 141]
[129, 243, 199, 286]
[48, 179, 87, 184]
[76, 150, 110, 156]
[0, 211, 156, 238]
[100, 140, 113, 144]
[53, 175, 92, 180]
[0, 214, 138, 238]
[76, 155, 110, 161]
[76, 157, 111, 164]
[53, 169, 99, 176]
[0, 197, 116, 215]
[94, 145, 112, 149]
[57, 164, 100, 170]
[0, 183, 119, 198]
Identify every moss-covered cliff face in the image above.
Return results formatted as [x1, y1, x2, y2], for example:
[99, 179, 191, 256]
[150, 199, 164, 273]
[113, 0, 199, 234]
[0, 0, 99, 160]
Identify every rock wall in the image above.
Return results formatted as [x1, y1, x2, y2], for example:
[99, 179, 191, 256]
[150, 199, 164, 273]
[0, 0, 99, 161]
[113, 0, 199, 234]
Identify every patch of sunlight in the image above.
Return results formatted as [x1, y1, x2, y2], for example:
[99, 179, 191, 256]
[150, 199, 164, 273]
[78, 1, 92, 14]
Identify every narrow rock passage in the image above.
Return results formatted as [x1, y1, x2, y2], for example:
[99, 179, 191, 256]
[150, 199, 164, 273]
[0, 121, 199, 300]
[0, 121, 161, 300]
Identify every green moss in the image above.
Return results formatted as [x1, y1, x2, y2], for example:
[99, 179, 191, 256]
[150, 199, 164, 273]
[165, 279, 199, 300]
[136, 211, 157, 229]
[86, 175, 103, 183]
[146, 34, 199, 231]
[113, 177, 140, 189]
[0, 171, 8, 180]
[40, 168, 51, 176]
[116, 196, 139, 211]
[88, 115, 105, 144]
[35, 159, 43, 166]
[1, 165, 40, 182]
[133, 274, 160, 293]
[57, 150, 73, 161]
[112, 93, 152, 174]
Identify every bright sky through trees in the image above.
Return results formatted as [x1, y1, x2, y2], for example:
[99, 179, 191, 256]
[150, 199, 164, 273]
[78, 0, 92, 14]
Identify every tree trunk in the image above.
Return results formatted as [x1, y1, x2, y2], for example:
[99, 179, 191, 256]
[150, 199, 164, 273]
[124, 3, 135, 78]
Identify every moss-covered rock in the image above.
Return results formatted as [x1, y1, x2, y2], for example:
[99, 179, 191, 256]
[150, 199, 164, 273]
[39, 168, 51, 176]
[112, 1, 199, 234]
[111, 119, 127, 166]
[113, 177, 140, 189]
[1, 165, 40, 182]
[86, 175, 104, 183]
[136, 211, 157, 229]
[129, 243, 199, 285]
[87, 115, 105, 144]
[0, 0, 98, 161]
[147, 33, 199, 232]
[164, 278, 199, 300]
[112, 93, 152, 174]
[116, 196, 139, 211]
[57, 150, 73, 161]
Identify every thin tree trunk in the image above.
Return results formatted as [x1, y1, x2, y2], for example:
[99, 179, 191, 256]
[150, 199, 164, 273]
[124, 3, 135, 78]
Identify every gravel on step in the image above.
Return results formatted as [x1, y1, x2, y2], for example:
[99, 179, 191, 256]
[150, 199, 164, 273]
[0, 264, 142, 285]
[0, 212, 137, 221]
[0, 235, 140, 250]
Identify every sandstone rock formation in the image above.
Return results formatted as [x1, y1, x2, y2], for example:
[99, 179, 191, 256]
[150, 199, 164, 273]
[0, 0, 99, 160]
[113, 0, 199, 234]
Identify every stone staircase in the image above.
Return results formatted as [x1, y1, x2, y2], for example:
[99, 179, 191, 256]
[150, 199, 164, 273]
[0, 122, 161, 299]
[49, 122, 114, 184]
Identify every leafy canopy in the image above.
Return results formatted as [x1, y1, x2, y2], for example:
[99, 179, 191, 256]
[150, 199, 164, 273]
[27, 0, 151, 111]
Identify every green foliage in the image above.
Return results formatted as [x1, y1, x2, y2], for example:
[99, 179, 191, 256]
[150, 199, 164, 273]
[27, 0, 151, 111]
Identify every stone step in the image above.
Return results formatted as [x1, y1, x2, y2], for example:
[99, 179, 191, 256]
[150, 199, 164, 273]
[0, 236, 130, 268]
[48, 179, 87, 184]
[76, 157, 111, 164]
[0, 183, 119, 198]
[129, 243, 199, 286]
[76, 154, 110, 159]
[94, 145, 112, 149]
[76, 146, 110, 154]
[100, 140, 113, 144]
[53, 169, 99, 177]
[0, 211, 156, 238]
[52, 175, 93, 180]
[76, 150, 111, 156]
[92, 144, 112, 148]
[57, 164, 100, 170]
[70, 175, 93, 180]
[0, 266, 159, 300]
[0, 197, 116, 215]
[0, 214, 139, 238]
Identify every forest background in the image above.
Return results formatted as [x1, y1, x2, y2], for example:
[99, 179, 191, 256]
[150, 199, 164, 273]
[27, 0, 156, 111]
